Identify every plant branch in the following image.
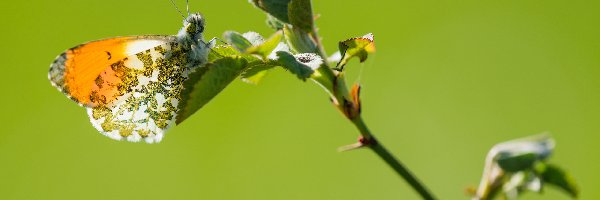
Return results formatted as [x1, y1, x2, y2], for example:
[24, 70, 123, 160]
[305, 24, 437, 200]
[352, 116, 437, 200]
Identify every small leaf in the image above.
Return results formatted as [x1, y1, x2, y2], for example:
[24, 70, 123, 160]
[241, 63, 277, 84]
[207, 45, 240, 62]
[350, 83, 362, 115]
[246, 30, 284, 58]
[242, 32, 265, 46]
[283, 25, 317, 54]
[472, 134, 559, 200]
[241, 42, 290, 85]
[176, 54, 248, 123]
[490, 134, 555, 164]
[242, 70, 269, 85]
[268, 42, 291, 60]
[275, 51, 322, 81]
[294, 53, 323, 71]
[266, 14, 285, 30]
[496, 153, 537, 172]
[288, 0, 314, 32]
[539, 164, 579, 198]
[337, 33, 376, 70]
[249, 0, 291, 23]
[223, 31, 253, 52]
[502, 171, 527, 199]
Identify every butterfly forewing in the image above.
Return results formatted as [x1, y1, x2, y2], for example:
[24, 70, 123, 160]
[49, 36, 175, 107]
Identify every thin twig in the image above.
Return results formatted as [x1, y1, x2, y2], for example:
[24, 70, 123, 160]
[352, 117, 437, 200]
[307, 9, 436, 199]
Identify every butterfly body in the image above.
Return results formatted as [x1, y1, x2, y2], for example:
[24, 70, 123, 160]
[49, 13, 209, 143]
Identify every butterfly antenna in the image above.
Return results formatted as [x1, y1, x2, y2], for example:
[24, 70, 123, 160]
[169, 0, 186, 19]
[186, 0, 191, 16]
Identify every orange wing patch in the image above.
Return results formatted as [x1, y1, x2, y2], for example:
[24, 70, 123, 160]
[49, 36, 173, 107]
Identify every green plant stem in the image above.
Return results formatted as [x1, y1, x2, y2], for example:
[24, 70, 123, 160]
[352, 117, 437, 200]
[306, 24, 436, 200]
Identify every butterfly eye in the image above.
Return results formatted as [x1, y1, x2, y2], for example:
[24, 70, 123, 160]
[186, 23, 196, 33]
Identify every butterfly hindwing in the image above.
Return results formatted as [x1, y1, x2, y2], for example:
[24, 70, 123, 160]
[86, 41, 196, 143]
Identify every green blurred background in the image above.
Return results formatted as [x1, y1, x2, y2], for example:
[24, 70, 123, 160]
[0, 0, 598, 199]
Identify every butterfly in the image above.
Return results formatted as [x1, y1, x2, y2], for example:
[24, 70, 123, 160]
[48, 8, 213, 143]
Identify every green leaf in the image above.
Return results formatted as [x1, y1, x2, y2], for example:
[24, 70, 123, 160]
[539, 164, 579, 198]
[241, 33, 288, 85]
[491, 134, 555, 165]
[246, 30, 284, 59]
[249, 0, 291, 23]
[288, 0, 314, 32]
[242, 32, 265, 46]
[502, 171, 542, 199]
[207, 45, 240, 62]
[283, 25, 317, 54]
[241, 63, 277, 84]
[275, 51, 322, 81]
[496, 153, 538, 172]
[223, 31, 253, 52]
[176, 52, 248, 124]
[266, 14, 285, 30]
[337, 33, 376, 70]
[472, 134, 558, 200]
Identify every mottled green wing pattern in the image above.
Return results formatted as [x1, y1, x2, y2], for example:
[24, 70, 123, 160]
[87, 42, 198, 143]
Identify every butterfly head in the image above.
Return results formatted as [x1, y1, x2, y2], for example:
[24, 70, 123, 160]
[178, 13, 205, 44]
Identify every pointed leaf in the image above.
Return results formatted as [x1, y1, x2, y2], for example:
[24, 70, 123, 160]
[497, 153, 537, 172]
[246, 30, 284, 58]
[176, 50, 248, 123]
[288, 0, 314, 32]
[241, 63, 277, 84]
[242, 32, 265, 46]
[207, 45, 240, 62]
[539, 164, 579, 198]
[249, 0, 291, 23]
[283, 25, 317, 54]
[223, 31, 253, 52]
[268, 42, 291, 60]
[502, 171, 527, 199]
[275, 51, 322, 81]
[473, 134, 559, 200]
[491, 134, 555, 163]
[266, 14, 285, 30]
[337, 33, 376, 70]
[350, 83, 362, 115]
[294, 53, 323, 71]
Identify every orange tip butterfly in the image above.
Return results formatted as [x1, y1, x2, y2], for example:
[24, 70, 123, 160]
[49, 0, 213, 143]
